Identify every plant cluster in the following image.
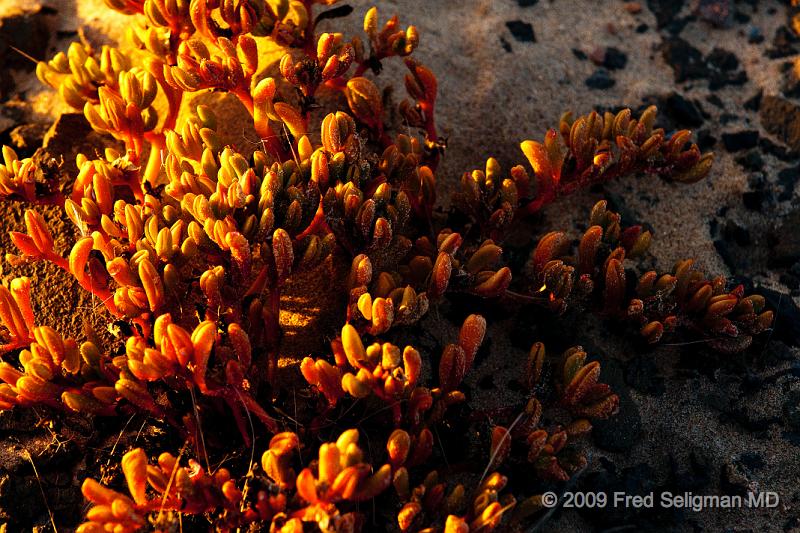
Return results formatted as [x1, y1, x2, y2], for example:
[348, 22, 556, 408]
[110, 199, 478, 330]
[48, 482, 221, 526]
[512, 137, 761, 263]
[0, 0, 773, 531]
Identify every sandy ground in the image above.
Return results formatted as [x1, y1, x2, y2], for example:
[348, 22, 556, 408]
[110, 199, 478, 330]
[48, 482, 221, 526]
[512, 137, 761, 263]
[323, 4, 800, 529]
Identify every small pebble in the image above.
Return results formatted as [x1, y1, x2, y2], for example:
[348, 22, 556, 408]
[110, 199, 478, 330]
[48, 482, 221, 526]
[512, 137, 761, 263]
[585, 69, 615, 89]
[624, 2, 642, 14]
[747, 26, 764, 44]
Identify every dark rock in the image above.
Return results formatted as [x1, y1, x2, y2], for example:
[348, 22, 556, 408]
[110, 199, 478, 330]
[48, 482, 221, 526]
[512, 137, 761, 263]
[640, 93, 707, 131]
[781, 272, 800, 291]
[505, 20, 535, 43]
[0, 107, 25, 142]
[772, 210, 800, 265]
[777, 166, 799, 201]
[747, 172, 765, 190]
[592, 360, 642, 452]
[635, 23, 649, 33]
[736, 452, 765, 472]
[603, 47, 628, 70]
[696, 129, 717, 151]
[695, 0, 731, 27]
[661, 37, 706, 81]
[714, 239, 742, 273]
[0, 73, 10, 100]
[709, 218, 719, 237]
[499, 36, 512, 53]
[624, 355, 665, 395]
[734, 150, 763, 171]
[8, 123, 49, 157]
[585, 68, 615, 89]
[754, 287, 800, 346]
[759, 135, 794, 161]
[742, 191, 764, 212]
[759, 95, 800, 153]
[781, 273, 800, 291]
[661, 41, 746, 88]
[706, 47, 739, 71]
[26, 113, 123, 197]
[783, 431, 800, 446]
[0, 6, 53, 98]
[743, 90, 762, 111]
[747, 25, 764, 44]
[666, 16, 694, 35]
[516, 0, 538, 6]
[647, 0, 685, 30]
[664, 92, 705, 127]
[791, 263, 800, 282]
[571, 48, 587, 60]
[722, 130, 759, 151]
[742, 172, 775, 211]
[0, 6, 53, 70]
[604, 191, 643, 230]
[740, 370, 763, 394]
[706, 48, 748, 90]
[766, 26, 799, 59]
[722, 220, 751, 246]
[705, 93, 724, 109]
[477, 374, 495, 390]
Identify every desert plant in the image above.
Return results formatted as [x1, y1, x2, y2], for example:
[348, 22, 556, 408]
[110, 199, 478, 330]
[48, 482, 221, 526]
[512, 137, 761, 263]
[0, 0, 773, 531]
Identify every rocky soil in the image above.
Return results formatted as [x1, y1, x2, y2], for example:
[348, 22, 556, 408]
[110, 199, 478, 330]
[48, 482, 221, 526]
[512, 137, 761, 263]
[0, 0, 799, 531]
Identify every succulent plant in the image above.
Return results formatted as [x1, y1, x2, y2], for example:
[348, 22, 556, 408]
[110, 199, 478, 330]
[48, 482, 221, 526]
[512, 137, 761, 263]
[0, 0, 774, 531]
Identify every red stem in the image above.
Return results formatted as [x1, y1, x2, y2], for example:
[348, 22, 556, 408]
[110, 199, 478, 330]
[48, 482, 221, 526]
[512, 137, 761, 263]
[421, 101, 438, 143]
[293, 204, 330, 241]
[15, 191, 66, 206]
[353, 62, 369, 77]
[142, 134, 165, 190]
[266, 286, 281, 386]
[233, 87, 291, 162]
[0, 339, 33, 355]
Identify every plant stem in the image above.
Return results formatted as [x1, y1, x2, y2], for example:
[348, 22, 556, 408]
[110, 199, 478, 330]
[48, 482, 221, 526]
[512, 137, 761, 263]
[142, 135, 165, 189]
